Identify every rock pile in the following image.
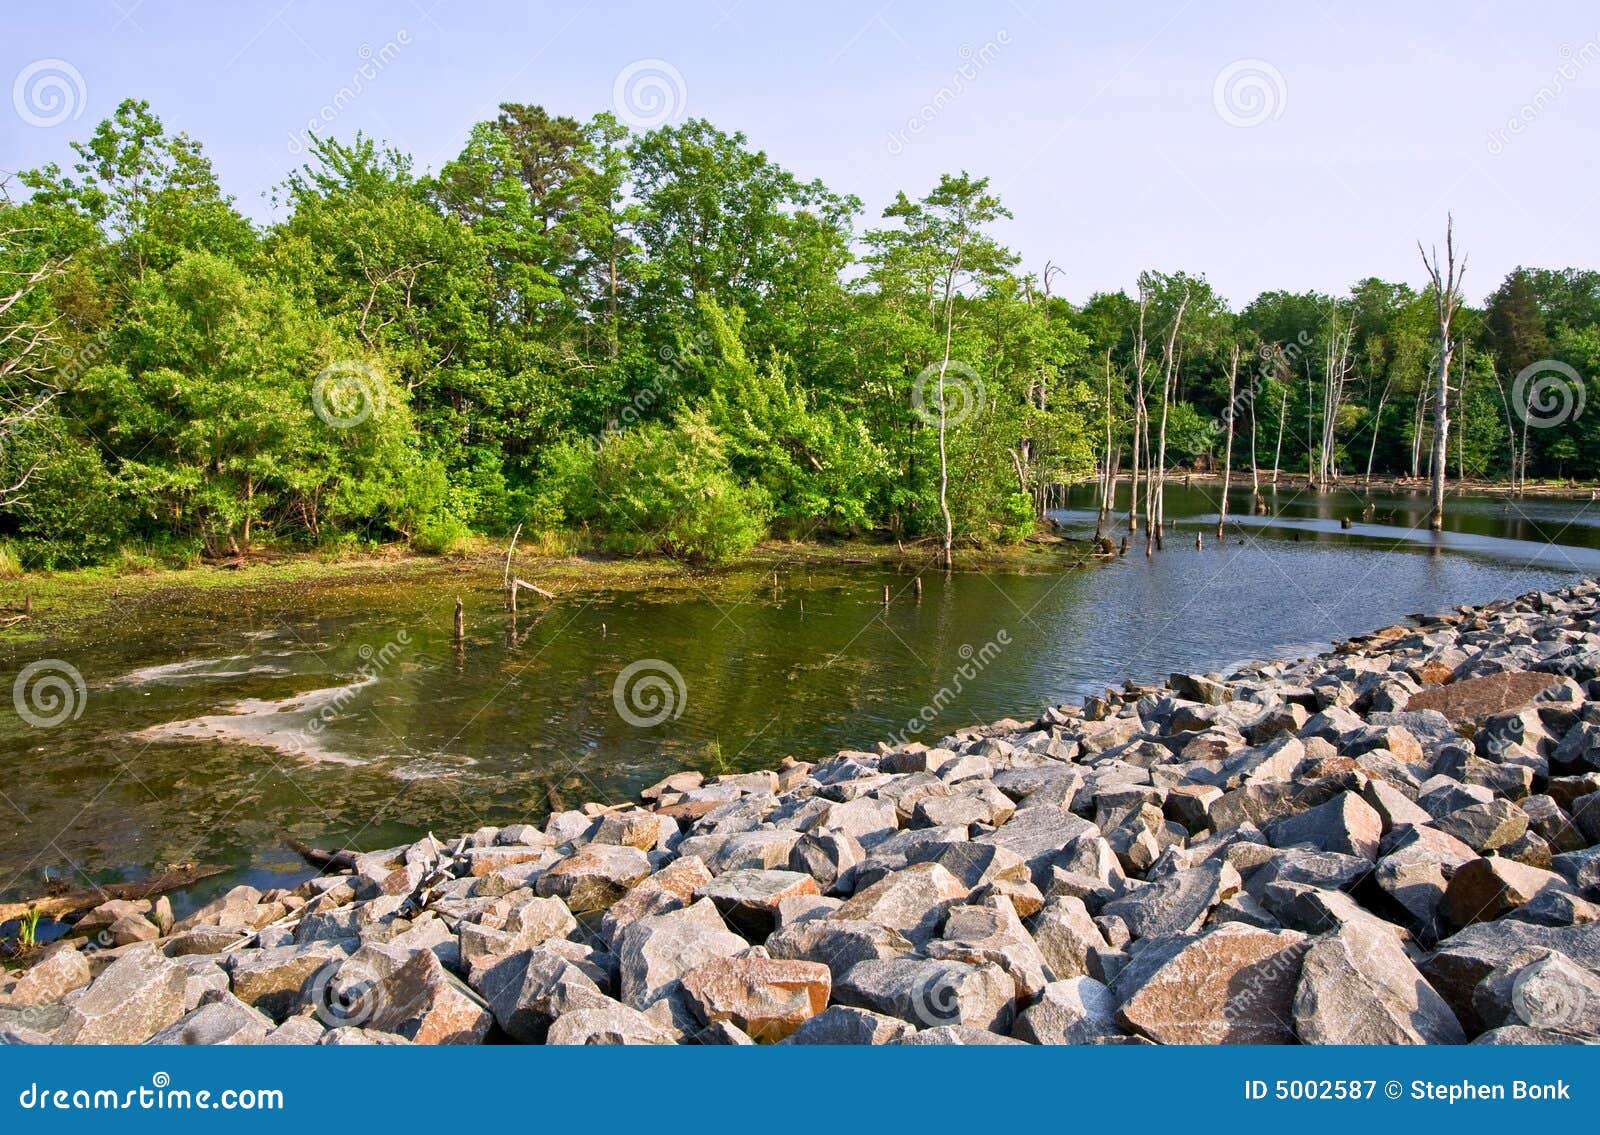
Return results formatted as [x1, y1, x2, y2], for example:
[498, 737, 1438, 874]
[6, 580, 1600, 1045]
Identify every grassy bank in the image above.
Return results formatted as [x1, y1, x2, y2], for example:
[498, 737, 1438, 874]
[0, 533, 1090, 647]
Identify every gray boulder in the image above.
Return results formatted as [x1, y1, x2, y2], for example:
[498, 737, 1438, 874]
[1013, 977, 1121, 1044]
[835, 957, 1015, 1033]
[1292, 920, 1464, 1044]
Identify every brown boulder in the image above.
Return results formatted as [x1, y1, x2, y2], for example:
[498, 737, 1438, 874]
[1405, 670, 1563, 726]
[1114, 924, 1308, 1044]
[680, 956, 830, 1041]
[1441, 856, 1571, 928]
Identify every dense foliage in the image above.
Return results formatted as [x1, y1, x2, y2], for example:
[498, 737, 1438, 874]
[2, 99, 1596, 567]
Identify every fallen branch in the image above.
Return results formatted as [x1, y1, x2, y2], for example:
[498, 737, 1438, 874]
[0, 863, 227, 925]
[284, 837, 359, 874]
[512, 578, 555, 600]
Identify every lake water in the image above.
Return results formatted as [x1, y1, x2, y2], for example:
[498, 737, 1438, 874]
[2, 481, 1597, 909]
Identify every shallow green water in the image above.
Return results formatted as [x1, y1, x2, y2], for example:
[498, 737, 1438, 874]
[1, 482, 1595, 907]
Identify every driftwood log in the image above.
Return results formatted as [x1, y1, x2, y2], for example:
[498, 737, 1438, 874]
[0, 863, 227, 925]
[284, 837, 359, 873]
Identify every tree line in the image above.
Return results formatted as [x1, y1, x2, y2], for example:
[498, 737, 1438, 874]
[1, 98, 1596, 568]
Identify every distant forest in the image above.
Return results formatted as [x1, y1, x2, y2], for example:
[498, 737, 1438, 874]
[2, 98, 1595, 567]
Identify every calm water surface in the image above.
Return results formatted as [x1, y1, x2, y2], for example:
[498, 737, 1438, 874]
[2, 482, 1596, 906]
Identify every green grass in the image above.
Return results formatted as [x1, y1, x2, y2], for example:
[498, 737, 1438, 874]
[0, 530, 1091, 646]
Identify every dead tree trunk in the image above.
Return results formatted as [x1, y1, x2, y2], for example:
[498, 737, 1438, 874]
[1272, 387, 1287, 487]
[1151, 286, 1191, 552]
[1418, 216, 1466, 529]
[1218, 343, 1238, 539]
[1365, 375, 1393, 488]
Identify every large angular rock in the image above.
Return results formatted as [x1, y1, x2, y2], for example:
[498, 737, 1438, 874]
[615, 898, 748, 1010]
[56, 949, 188, 1044]
[897, 840, 1030, 891]
[781, 1004, 917, 1045]
[1029, 896, 1110, 979]
[1441, 856, 1570, 928]
[535, 843, 651, 912]
[328, 945, 491, 1045]
[926, 897, 1052, 999]
[1572, 791, 1600, 845]
[765, 919, 914, 980]
[1405, 671, 1564, 725]
[787, 831, 864, 893]
[1471, 948, 1600, 1039]
[1420, 920, 1600, 1033]
[600, 855, 712, 945]
[679, 956, 830, 1042]
[710, 830, 803, 874]
[590, 809, 675, 851]
[1265, 791, 1383, 859]
[812, 796, 899, 845]
[1291, 920, 1464, 1044]
[695, 869, 819, 939]
[1361, 780, 1434, 832]
[1434, 800, 1529, 853]
[1375, 825, 1476, 932]
[2, 945, 91, 1006]
[1553, 846, 1600, 896]
[1113, 924, 1308, 1044]
[830, 862, 968, 945]
[468, 947, 612, 1043]
[1099, 860, 1240, 941]
[147, 994, 275, 1045]
[544, 999, 676, 1045]
[1013, 977, 1122, 1044]
[835, 957, 1015, 1033]
[225, 942, 352, 1022]
[897, 1025, 1030, 1045]
[172, 885, 268, 933]
[975, 806, 1099, 885]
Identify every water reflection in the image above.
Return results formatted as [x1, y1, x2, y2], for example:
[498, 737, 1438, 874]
[0, 483, 1592, 896]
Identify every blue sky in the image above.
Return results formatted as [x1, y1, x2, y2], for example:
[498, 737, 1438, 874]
[3, 0, 1597, 306]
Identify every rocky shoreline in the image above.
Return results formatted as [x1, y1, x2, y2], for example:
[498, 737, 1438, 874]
[5, 580, 1600, 1046]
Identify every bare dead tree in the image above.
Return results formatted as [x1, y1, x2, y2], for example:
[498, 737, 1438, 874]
[1249, 370, 1260, 500]
[1417, 216, 1466, 529]
[1099, 349, 1114, 528]
[1150, 285, 1190, 552]
[1492, 371, 1521, 493]
[1218, 342, 1238, 539]
[1364, 374, 1393, 488]
[1319, 305, 1356, 486]
[1272, 386, 1287, 487]
[1129, 287, 1152, 535]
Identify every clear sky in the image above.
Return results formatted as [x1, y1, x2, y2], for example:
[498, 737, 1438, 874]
[3, 0, 1597, 307]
